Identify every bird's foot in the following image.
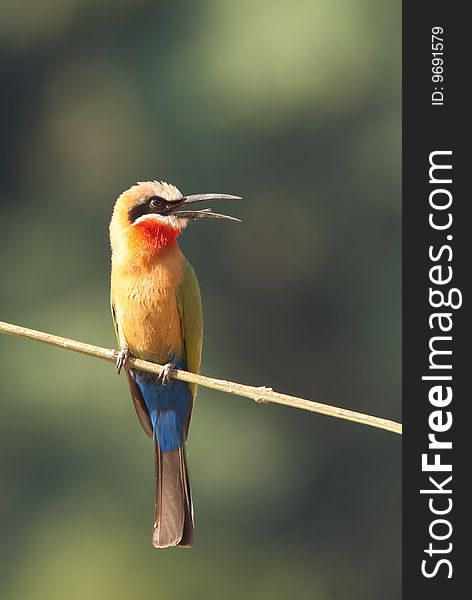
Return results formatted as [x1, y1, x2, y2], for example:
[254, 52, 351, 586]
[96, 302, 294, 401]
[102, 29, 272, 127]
[158, 362, 174, 386]
[116, 346, 130, 374]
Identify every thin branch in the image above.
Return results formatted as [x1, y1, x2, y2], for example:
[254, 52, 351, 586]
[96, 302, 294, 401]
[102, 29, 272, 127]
[0, 320, 402, 435]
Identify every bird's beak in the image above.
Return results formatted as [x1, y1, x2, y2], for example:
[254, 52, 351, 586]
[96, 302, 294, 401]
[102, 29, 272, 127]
[172, 193, 242, 222]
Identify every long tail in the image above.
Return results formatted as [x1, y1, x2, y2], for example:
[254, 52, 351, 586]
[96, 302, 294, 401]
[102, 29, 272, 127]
[153, 440, 194, 548]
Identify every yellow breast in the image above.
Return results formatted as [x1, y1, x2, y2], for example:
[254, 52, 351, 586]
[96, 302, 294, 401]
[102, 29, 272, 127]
[111, 245, 185, 364]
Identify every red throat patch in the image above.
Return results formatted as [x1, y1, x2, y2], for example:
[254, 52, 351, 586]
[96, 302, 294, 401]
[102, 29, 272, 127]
[133, 219, 179, 251]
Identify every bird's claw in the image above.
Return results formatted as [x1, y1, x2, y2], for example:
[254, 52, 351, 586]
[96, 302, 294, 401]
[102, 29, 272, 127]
[116, 347, 130, 374]
[158, 362, 174, 386]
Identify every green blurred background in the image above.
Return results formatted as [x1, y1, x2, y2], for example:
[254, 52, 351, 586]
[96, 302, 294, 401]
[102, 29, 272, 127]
[0, 1, 401, 598]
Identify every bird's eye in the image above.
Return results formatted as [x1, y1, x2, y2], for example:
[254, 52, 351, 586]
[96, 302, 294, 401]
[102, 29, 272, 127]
[149, 196, 167, 211]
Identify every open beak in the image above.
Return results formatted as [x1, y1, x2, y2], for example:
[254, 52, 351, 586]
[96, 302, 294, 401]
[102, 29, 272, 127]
[172, 193, 242, 222]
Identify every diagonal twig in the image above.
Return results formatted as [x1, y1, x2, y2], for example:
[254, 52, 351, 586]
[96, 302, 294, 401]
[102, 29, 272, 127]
[0, 320, 402, 435]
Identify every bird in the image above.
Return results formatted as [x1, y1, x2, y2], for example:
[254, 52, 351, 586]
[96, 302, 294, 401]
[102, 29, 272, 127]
[109, 180, 241, 548]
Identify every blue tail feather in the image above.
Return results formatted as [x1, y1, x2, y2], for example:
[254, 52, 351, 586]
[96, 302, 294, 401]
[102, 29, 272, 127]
[131, 358, 192, 452]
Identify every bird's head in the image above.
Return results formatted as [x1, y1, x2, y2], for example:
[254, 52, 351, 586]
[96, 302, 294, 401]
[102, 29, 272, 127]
[110, 180, 241, 255]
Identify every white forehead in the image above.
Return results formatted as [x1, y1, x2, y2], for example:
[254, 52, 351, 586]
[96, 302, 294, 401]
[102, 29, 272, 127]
[133, 180, 183, 202]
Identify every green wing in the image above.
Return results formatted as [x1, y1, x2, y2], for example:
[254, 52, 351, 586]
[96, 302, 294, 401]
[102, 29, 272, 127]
[110, 294, 119, 341]
[176, 259, 203, 404]
[111, 290, 153, 437]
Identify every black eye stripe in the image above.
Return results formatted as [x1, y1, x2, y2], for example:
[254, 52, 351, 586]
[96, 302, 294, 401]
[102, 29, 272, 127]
[128, 196, 173, 223]
[149, 196, 168, 210]
[128, 203, 151, 223]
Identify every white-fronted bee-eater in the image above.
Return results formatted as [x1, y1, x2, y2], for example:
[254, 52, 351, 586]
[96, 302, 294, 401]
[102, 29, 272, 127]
[109, 181, 240, 547]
